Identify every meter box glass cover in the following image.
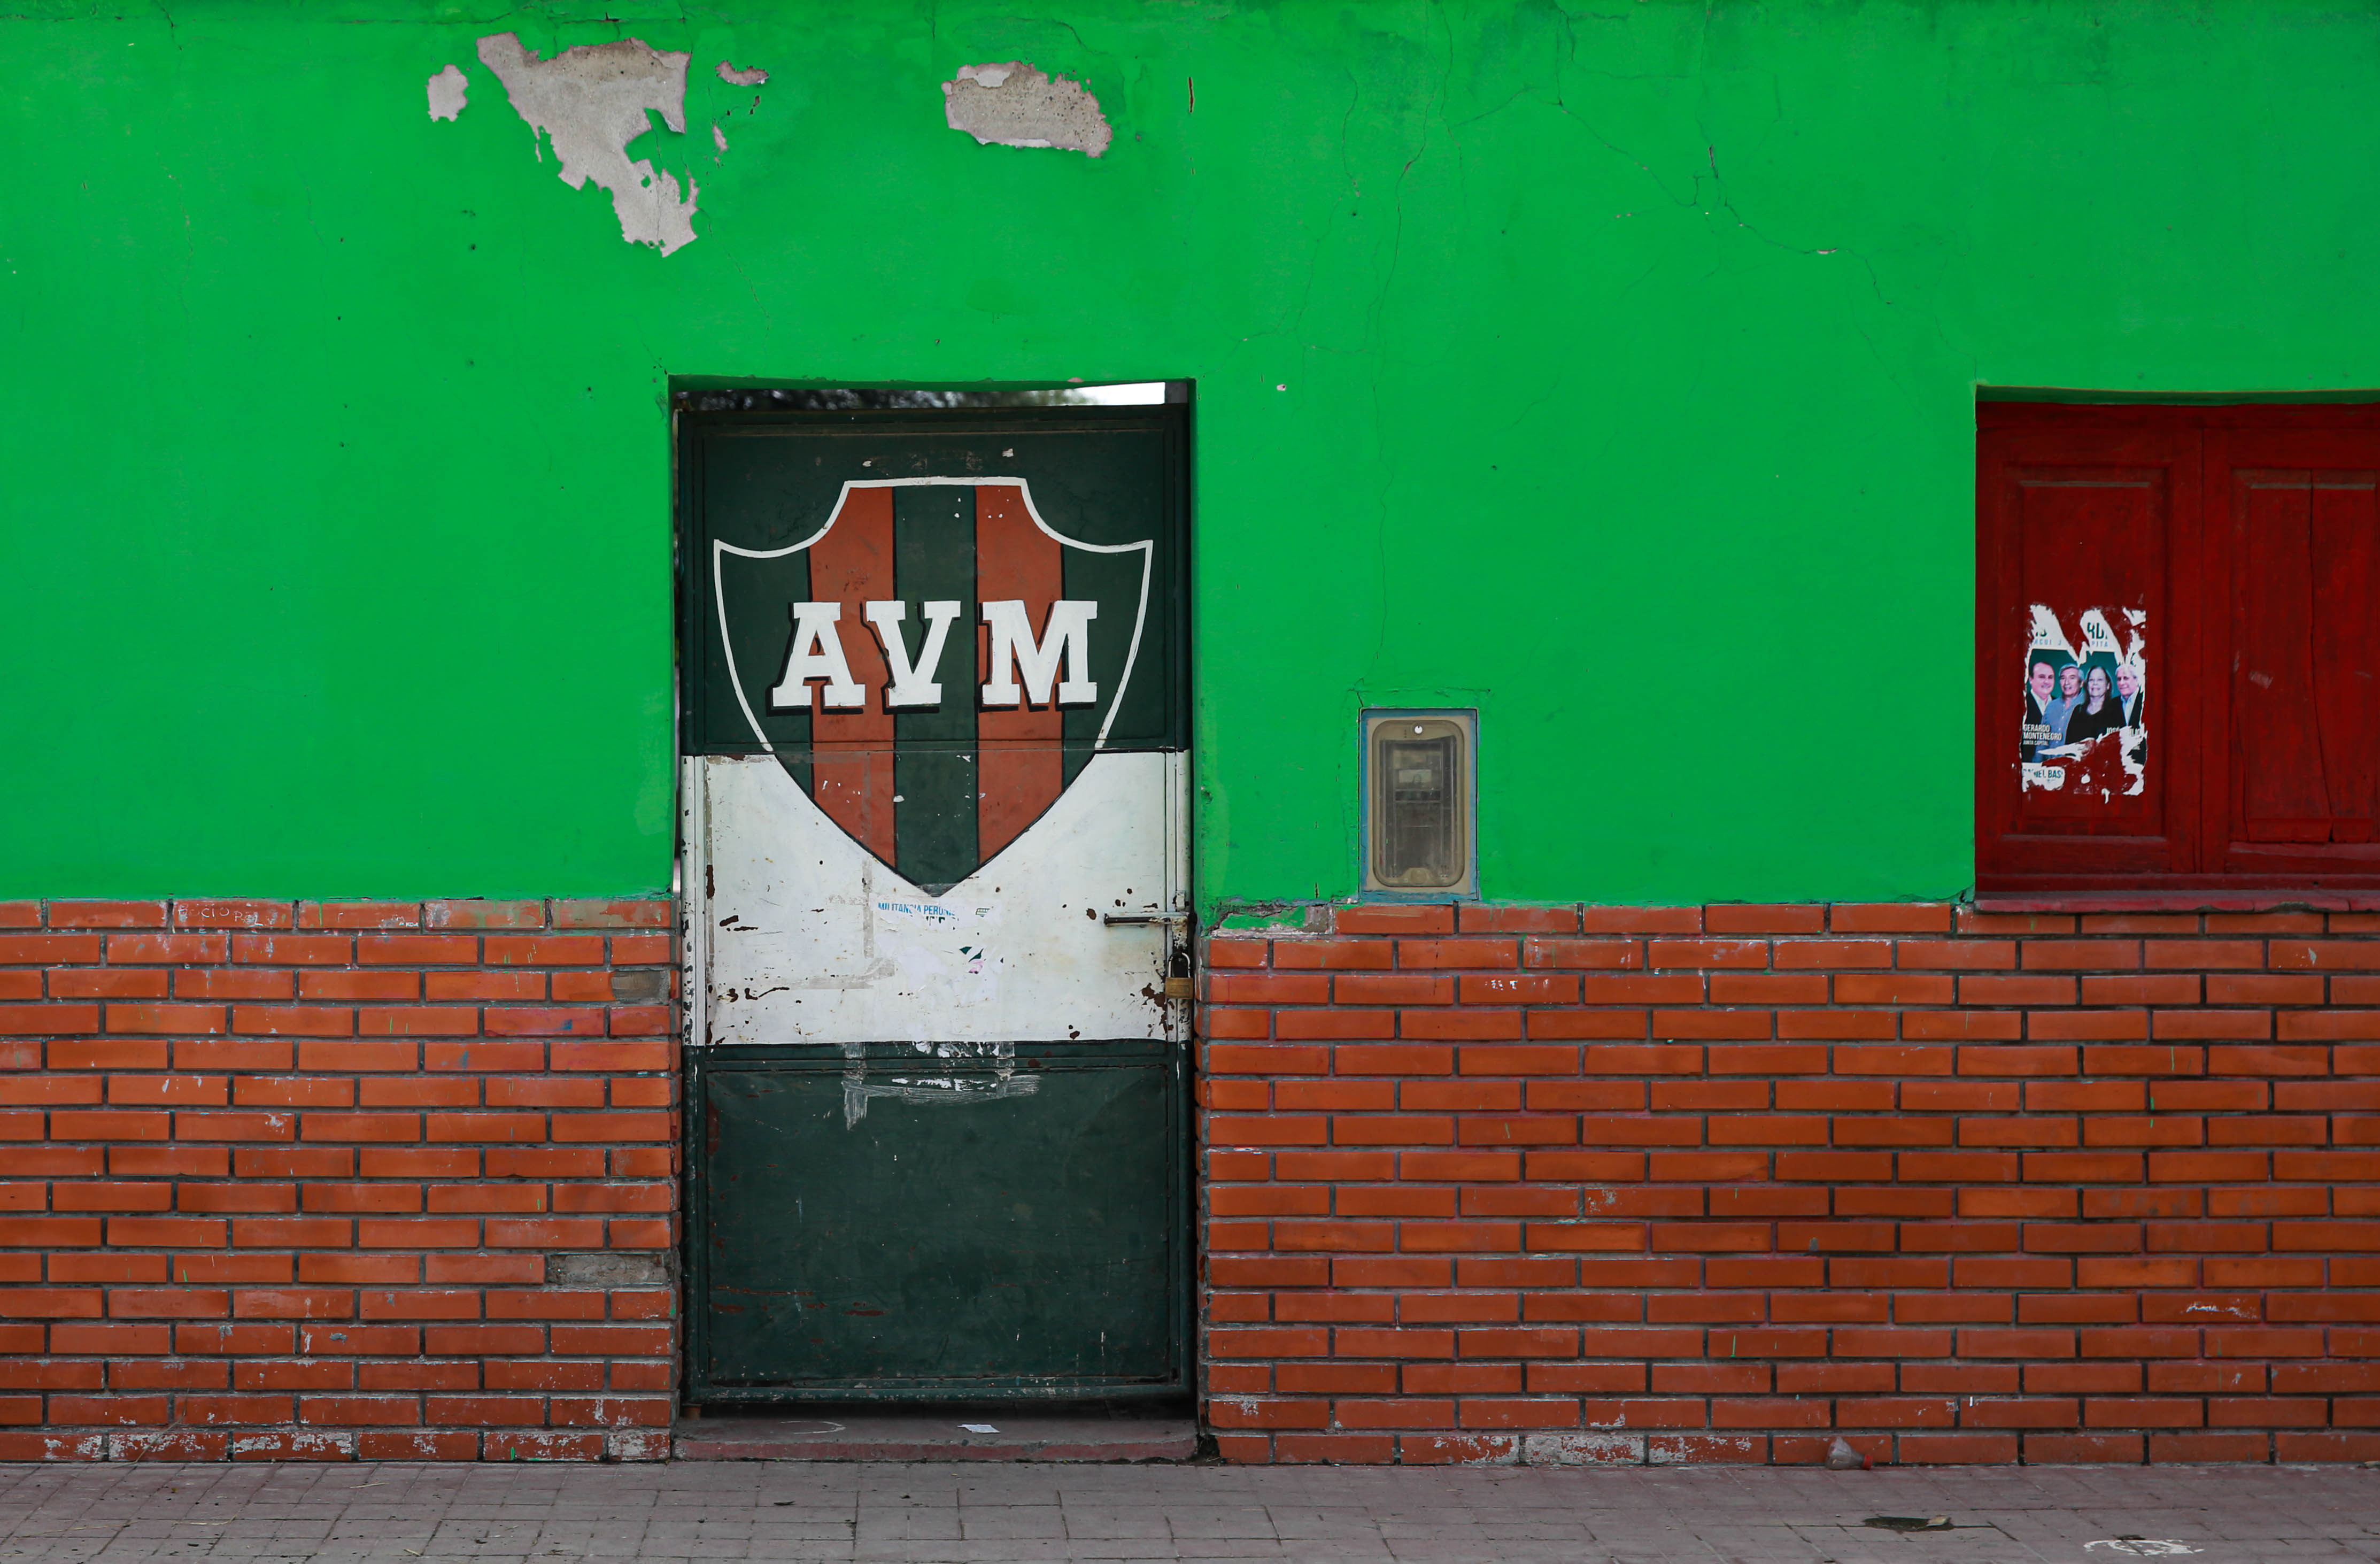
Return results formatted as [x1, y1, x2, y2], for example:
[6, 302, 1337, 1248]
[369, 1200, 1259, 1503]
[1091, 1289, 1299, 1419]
[1363, 710, 1477, 895]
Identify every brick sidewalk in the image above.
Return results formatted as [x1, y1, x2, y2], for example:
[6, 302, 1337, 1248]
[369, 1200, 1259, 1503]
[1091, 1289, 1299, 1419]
[0, 1460, 2370, 1562]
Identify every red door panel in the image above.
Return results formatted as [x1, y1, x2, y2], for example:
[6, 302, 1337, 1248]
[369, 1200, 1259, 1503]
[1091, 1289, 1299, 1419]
[1981, 403, 2380, 898]
[2210, 428, 2380, 883]
[1977, 409, 2195, 890]
[2009, 469, 2160, 832]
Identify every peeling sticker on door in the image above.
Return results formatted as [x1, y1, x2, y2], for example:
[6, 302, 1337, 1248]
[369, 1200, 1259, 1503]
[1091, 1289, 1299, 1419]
[839, 1039, 1038, 1126]
[874, 898, 996, 928]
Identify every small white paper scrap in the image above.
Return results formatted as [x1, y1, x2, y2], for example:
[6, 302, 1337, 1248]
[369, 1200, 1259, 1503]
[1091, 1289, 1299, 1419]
[960, 1423, 999, 1434]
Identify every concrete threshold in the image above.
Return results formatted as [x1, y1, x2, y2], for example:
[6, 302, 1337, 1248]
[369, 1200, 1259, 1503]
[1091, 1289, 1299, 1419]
[674, 1399, 1200, 1462]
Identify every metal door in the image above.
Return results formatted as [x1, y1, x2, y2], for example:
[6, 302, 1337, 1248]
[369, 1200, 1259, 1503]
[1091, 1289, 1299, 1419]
[678, 403, 1190, 1401]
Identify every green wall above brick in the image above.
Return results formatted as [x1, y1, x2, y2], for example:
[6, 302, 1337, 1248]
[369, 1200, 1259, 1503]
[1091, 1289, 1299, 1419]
[6, 1, 2380, 904]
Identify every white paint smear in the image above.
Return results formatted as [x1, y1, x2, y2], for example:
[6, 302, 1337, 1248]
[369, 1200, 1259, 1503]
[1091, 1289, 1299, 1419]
[426, 64, 468, 122]
[476, 33, 701, 255]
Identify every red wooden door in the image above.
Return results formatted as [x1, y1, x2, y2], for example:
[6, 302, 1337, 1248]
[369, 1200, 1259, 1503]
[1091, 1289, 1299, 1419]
[1979, 402, 2380, 899]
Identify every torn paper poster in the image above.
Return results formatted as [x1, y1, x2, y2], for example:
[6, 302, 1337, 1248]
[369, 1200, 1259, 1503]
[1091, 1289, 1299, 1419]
[2022, 605, 2146, 800]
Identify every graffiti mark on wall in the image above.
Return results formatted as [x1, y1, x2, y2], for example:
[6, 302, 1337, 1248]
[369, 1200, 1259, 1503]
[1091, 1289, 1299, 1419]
[2022, 605, 2146, 801]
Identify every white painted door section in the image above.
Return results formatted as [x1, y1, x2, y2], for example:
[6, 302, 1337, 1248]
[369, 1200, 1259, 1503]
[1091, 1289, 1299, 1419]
[686, 750, 1188, 1045]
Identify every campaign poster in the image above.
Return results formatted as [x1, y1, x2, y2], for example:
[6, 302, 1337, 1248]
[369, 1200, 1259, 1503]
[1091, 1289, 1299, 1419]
[2021, 605, 2146, 800]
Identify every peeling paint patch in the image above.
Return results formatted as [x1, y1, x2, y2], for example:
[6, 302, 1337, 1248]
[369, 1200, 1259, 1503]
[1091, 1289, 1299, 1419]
[1648, 1433, 1760, 1464]
[225, 1430, 354, 1460]
[717, 60, 768, 87]
[943, 62, 1112, 159]
[427, 64, 467, 122]
[608, 1429, 670, 1461]
[475, 33, 702, 255]
[549, 1250, 669, 1287]
[1522, 1431, 1644, 1466]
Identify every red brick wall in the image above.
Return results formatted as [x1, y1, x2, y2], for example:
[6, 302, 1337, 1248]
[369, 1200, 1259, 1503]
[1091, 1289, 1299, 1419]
[0, 896, 678, 1462]
[1199, 902, 2380, 1466]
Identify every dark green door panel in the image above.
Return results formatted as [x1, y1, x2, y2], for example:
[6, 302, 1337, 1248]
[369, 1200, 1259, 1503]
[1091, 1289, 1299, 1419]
[688, 1043, 1188, 1400]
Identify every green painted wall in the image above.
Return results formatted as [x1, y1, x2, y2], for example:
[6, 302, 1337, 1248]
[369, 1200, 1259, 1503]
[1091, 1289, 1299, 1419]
[5, 0, 2378, 905]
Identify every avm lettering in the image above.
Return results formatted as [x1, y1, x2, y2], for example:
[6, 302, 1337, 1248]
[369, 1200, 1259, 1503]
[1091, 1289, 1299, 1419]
[768, 599, 1099, 712]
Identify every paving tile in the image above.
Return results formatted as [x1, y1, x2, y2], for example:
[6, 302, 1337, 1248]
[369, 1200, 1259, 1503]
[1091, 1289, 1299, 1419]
[0, 1462, 2376, 1563]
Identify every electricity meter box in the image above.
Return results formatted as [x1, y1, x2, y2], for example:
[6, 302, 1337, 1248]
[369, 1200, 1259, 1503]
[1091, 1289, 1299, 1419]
[1361, 709, 1478, 897]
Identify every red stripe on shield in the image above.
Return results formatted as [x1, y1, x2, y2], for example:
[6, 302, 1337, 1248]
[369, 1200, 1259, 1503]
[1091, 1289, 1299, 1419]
[975, 483, 1065, 865]
[808, 486, 897, 866]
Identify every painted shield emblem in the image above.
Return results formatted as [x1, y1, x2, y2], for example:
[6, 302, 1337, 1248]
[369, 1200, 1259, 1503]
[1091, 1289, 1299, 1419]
[713, 479, 1153, 893]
